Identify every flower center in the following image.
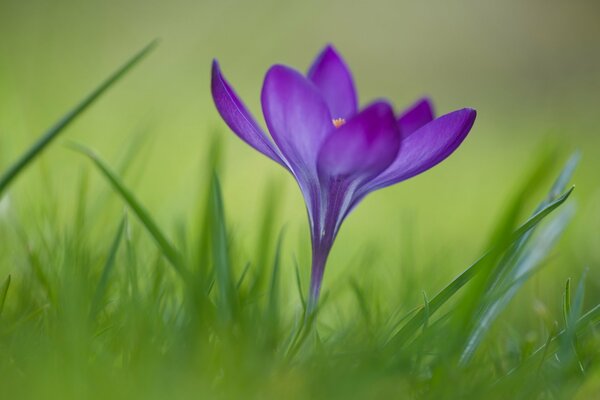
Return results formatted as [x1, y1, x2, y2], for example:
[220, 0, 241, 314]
[332, 118, 346, 128]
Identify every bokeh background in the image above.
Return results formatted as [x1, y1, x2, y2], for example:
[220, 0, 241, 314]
[1, 0, 600, 313]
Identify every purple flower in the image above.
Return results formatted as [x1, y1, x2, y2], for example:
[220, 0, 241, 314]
[211, 45, 476, 311]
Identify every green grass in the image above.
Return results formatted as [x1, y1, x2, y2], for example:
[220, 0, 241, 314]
[0, 43, 599, 400]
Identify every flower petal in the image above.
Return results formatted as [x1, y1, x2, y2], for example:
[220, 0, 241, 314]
[211, 60, 285, 165]
[317, 101, 401, 184]
[398, 97, 435, 136]
[261, 65, 332, 175]
[367, 108, 476, 191]
[307, 45, 358, 120]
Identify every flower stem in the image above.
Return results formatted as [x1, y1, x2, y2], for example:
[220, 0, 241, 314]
[307, 240, 331, 314]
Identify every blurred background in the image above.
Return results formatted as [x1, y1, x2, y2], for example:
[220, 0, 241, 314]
[1, 0, 599, 312]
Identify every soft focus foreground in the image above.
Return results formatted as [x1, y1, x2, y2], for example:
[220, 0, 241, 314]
[1, 1, 600, 399]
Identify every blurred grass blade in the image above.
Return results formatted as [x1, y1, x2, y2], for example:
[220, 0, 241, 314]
[458, 154, 579, 363]
[294, 257, 306, 311]
[452, 150, 556, 347]
[570, 271, 586, 326]
[0, 40, 158, 196]
[211, 174, 236, 323]
[193, 134, 222, 284]
[388, 186, 573, 347]
[72, 144, 184, 276]
[74, 169, 90, 232]
[460, 204, 574, 364]
[0, 275, 10, 316]
[89, 215, 127, 320]
[548, 302, 600, 356]
[267, 231, 285, 326]
[558, 270, 587, 369]
[509, 187, 573, 240]
[415, 291, 431, 367]
[249, 179, 285, 296]
[422, 291, 430, 331]
[125, 216, 140, 301]
[507, 289, 599, 380]
[89, 130, 154, 218]
[351, 279, 371, 327]
[563, 278, 572, 327]
[235, 262, 251, 290]
[546, 152, 580, 201]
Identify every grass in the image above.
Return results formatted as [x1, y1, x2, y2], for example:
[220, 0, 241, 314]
[0, 44, 599, 400]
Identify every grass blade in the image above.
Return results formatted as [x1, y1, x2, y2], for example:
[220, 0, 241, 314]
[89, 215, 127, 320]
[211, 174, 236, 323]
[458, 154, 579, 363]
[235, 262, 252, 290]
[294, 258, 306, 311]
[249, 179, 285, 296]
[0, 40, 158, 195]
[193, 134, 222, 286]
[266, 231, 285, 335]
[558, 270, 587, 371]
[388, 186, 573, 347]
[563, 278, 572, 328]
[460, 205, 574, 364]
[0, 275, 10, 316]
[72, 144, 184, 276]
[504, 294, 600, 380]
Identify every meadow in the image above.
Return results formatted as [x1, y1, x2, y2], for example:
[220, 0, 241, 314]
[1, 1, 600, 399]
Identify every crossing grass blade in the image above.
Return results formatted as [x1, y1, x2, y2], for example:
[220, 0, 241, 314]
[0, 40, 158, 196]
[71, 144, 185, 277]
[450, 150, 557, 346]
[542, 302, 600, 359]
[457, 153, 580, 363]
[558, 269, 587, 370]
[460, 204, 574, 364]
[387, 186, 573, 347]
[89, 215, 127, 320]
[502, 283, 599, 381]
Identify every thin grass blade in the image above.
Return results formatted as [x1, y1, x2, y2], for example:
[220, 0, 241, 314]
[388, 186, 573, 347]
[210, 174, 236, 323]
[0, 40, 158, 195]
[504, 292, 600, 380]
[249, 179, 285, 296]
[89, 215, 127, 320]
[460, 204, 574, 364]
[458, 154, 579, 363]
[268, 232, 284, 314]
[72, 144, 184, 276]
[563, 278, 572, 328]
[294, 258, 306, 311]
[558, 269, 587, 371]
[0, 275, 10, 316]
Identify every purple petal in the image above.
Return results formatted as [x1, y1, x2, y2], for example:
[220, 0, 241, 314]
[317, 101, 401, 184]
[307, 45, 358, 120]
[398, 97, 435, 137]
[261, 65, 332, 175]
[211, 60, 285, 165]
[367, 108, 476, 191]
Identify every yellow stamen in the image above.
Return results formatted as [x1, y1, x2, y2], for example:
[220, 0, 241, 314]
[332, 118, 346, 128]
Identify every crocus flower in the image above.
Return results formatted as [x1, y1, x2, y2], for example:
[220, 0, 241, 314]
[211, 45, 476, 311]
